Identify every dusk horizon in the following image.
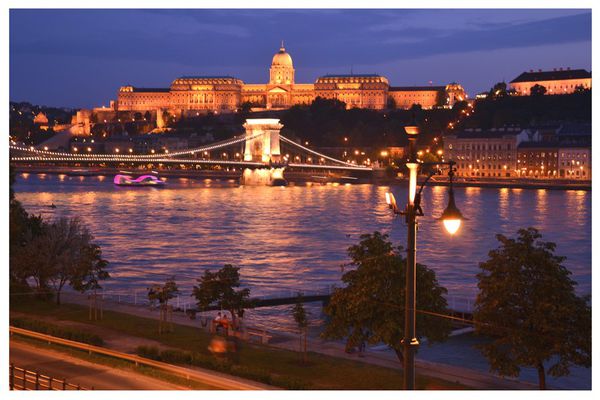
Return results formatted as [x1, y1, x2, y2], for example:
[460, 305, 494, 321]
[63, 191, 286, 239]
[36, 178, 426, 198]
[10, 8, 592, 108]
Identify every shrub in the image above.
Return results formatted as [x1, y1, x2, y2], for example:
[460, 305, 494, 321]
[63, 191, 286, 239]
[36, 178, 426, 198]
[10, 317, 104, 346]
[134, 345, 309, 389]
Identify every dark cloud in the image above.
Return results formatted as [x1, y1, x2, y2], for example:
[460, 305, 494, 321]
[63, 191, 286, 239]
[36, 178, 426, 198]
[9, 9, 591, 107]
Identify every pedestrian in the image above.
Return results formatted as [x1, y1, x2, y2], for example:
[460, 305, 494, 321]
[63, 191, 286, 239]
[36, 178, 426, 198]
[221, 313, 230, 335]
[212, 312, 222, 333]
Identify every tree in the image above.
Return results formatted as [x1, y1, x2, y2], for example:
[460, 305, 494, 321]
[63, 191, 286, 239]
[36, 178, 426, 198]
[9, 168, 45, 294]
[322, 232, 452, 363]
[148, 276, 179, 334]
[490, 82, 508, 98]
[70, 243, 110, 293]
[292, 293, 309, 364]
[474, 228, 591, 390]
[192, 264, 253, 326]
[386, 96, 397, 110]
[15, 217, 109, 305]
[530, 84, 547, 97]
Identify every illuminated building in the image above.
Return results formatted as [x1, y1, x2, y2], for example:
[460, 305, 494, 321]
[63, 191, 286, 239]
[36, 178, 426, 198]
[33, 112, 49, 125]
[509, 68, 591, 95]
[114, 44, 466, 115]
[517, 142, 560, 178]
[444, 128, 520, 178]
[558, 146, 590, 180]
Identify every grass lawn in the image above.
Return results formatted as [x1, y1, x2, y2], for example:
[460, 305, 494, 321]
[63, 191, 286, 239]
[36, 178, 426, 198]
[11, 299, 468, 390]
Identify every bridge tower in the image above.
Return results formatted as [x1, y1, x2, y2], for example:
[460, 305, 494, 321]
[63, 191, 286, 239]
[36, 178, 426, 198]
[243, 119, 283, 163]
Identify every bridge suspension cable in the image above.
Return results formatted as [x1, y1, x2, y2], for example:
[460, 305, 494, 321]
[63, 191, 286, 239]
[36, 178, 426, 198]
[280, 135, 367, 168]
[9, 132, 263, 161]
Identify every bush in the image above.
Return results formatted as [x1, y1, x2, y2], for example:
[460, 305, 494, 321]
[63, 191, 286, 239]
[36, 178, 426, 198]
[11, 317, 104, 346]
[134, 345, 308, 389]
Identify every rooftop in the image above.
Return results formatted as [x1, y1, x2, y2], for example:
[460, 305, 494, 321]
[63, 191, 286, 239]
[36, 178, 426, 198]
[320, 74, 382, 78]
[131, 87, 170, 93]
[177, 75, 238, 80]
[510, 69, 591, 83]
[390, 86, 445, 92]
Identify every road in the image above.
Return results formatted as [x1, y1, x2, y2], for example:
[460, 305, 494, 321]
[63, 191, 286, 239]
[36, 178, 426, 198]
[10, 340, 190, 390]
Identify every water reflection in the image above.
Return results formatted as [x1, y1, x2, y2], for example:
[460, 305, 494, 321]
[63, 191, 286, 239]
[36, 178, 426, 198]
[14, 174, 591, 330]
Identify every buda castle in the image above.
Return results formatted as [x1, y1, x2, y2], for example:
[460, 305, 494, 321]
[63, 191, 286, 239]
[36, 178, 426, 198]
[115, 44, 466, 115]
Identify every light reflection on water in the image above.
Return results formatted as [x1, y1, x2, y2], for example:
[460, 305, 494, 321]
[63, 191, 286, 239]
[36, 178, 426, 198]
[15, 173, 591, 332]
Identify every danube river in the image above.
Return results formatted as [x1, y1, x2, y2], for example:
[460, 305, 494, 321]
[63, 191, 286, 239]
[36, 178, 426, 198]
[15, 173, 591, 321]
[14, 173, 592, 388]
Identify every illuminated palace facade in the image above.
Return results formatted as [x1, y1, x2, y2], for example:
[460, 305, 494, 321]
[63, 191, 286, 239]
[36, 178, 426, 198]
[116, 44, 466, 115]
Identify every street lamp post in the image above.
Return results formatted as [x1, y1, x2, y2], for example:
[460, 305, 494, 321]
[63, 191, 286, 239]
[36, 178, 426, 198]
[385, 125, 466, 390]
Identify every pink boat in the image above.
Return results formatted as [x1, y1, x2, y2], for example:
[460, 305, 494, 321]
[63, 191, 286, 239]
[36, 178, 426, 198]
[113, 173, 166, 187]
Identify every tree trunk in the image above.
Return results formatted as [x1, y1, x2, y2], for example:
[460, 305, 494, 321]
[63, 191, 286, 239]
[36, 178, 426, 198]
[303, 329, 308, 364]
[299, 333, 303, 362]
[537, 362, 546, 390]
[394, 348, 404, 363]
[55, 284, 63, 305]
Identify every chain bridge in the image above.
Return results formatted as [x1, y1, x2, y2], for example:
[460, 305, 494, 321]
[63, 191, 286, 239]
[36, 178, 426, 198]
[10, 118, 372, 173]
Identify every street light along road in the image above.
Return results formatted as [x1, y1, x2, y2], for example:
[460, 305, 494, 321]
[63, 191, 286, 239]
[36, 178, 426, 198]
[385, 124, 466, 390]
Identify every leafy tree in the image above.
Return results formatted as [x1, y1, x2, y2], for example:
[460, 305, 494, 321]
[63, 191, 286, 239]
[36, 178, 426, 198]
[489, 82, 508, 98]
[386, 96, 397, 110]
[292, 293, 309, 363]
[192, 264, 253, 325]
[474, 228, 591, 390]
[148, 276, 179, 334]
[410, 103, 423, 112]
[148, 276, 180, 306]
[435, 90, 448, 107]
[530, 84, 547, 97]
[322, 232, 452, 363]
[70, 243, 110, 294]
[11, 217, 109, 304]
[9, 169, 45, 293]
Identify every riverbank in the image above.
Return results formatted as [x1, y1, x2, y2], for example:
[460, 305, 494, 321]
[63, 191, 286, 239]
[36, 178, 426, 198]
[10, 297, 472, 390]
[13, 165, 590, 190]
[10, 292, 545, 389]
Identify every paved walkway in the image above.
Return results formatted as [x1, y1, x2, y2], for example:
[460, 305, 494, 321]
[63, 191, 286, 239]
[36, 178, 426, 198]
[52, 291, 538, 389]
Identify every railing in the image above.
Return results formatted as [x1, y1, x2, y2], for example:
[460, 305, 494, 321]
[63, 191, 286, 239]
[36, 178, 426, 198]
[9, 364, 89, 390]
[85, 285, 475, 314]
[9, 326, 272, 390]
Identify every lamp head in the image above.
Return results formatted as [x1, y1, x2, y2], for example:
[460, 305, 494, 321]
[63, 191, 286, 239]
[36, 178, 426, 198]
[404, 126, 420, 136]
[385, 192, 398, 213]
[438, 189, 466, 235]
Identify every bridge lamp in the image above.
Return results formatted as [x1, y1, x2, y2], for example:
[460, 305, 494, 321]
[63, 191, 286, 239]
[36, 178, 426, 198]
[115, 148, 120, 153]
[73, 147, 78, 152]
[87, 147, 92, 152]
[128, 148, 133, 153]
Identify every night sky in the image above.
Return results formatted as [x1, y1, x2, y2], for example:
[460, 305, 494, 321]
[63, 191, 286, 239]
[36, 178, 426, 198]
[10, 9, 591, 108]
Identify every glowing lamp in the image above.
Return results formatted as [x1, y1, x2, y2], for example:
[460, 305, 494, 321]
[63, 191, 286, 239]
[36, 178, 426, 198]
[385, 192, 398, 213]
[438, 189, 466, 235]
[405, 126, 419, 136]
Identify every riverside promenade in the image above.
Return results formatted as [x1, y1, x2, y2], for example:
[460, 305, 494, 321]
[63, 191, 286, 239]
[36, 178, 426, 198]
[52, 291, 537, 389]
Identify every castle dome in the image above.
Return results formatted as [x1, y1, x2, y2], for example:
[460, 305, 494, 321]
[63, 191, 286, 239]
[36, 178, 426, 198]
[271, 43, 293, 67]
